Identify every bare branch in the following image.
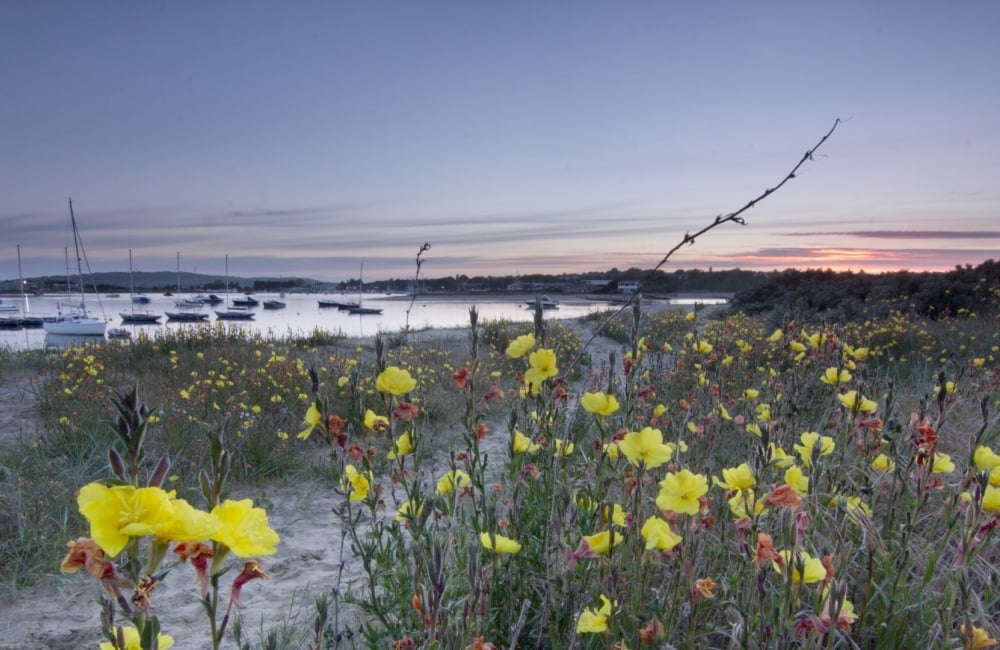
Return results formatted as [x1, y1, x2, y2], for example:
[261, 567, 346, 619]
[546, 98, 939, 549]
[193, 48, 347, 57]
[564, 118, 841, 377]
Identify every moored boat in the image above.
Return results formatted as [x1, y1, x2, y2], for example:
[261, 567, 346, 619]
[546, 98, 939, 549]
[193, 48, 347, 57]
[42, 200, 108, 337]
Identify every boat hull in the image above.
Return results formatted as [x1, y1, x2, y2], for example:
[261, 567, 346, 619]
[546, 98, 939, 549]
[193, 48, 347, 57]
[43, 316, 107, 336]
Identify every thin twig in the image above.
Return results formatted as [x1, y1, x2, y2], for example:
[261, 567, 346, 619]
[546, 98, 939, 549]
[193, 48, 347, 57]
[564, 118, 841, 378]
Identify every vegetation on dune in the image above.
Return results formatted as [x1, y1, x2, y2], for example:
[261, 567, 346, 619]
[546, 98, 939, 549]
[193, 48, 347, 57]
[3, 121, 1000, 648]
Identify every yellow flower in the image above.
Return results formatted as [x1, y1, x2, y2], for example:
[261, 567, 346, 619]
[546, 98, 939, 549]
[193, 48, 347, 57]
[640, 516, 682, 551]
[961, 625, 998, 650]
[580, 530, 622, 555]
[974, 446, 1000, 471]
[342, 464, 373, 501]
[770, 445, 795, 468]
[715, 463, 756, 491]
[376, 366, 417, 396]
[931, 452, 955, 474]
[395, 499, 423, 523]
[524, 348, 558, 392]
[77, 483, 176, 556]
[512, 430, 541, 454]
[756, 403, 772, 421]
[984, 486, 1000, 512]
[602, 503, 626, 527]
[297, 403, 322, 439]
[694, 340, 713, 354]
[774, 550, 826, 584]
[437, 469, 471, 495]
[480, 532, 522, 554]
[794, 432, 835, 468]
[830, 494, 872, 516]
[387, 432, 413, 459]
[820, 367, 852, 385]
[100, 626, 174, 650]
[363, 409, 390, 432]
[580, 391, 620, 416]
[157, 498, 220, 543]
[553, 438, 575, 457]
[576, 594, 612, 634]
[210, 499, 280, 557]
[656, 470, 709, 515]
[728, 489, 767, 519]
[768, 329, 784, 342]
[838, 390, 878, 414]
[505, 333, 536, 358]
[619, 427, 674, 470]
[871, 453, 895, 473]
[784, 465, 809, 495]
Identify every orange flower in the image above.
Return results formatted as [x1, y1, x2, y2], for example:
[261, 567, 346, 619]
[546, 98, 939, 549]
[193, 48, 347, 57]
[764, 484, 802, 509]
[693, 577, 716, 600]
[755, 532, 780, 567]
[451, 367, 470, 389]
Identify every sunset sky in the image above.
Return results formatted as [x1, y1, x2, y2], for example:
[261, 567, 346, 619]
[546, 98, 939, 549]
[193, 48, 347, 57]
[2, 2, 998, 283]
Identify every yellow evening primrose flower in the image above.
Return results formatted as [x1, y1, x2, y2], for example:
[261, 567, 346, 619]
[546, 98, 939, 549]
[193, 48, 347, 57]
[774, 550, 826, 584]
[179, 389, 190, 400]
[640, 516, 682, 551]
[480, 532, 522, 554]
[100, 626, 174, 650]
[931, 452, 955, 474]
[363, 409, 390, 432]
[973, 446, 1000, 471]
[505, 333, 536, 359]
[387, 432, 413, 459]
[820, 367, 852, 385]
[524, 348, 558, 391]
[694, 340, 713, 354]
[77, 483, 176, 556]
[576, 594, 613, 634]
[581, 530, 623, 555]
[830, 495, 872, 516]
[210, 498, 280, 557]
[376, 366, 417, 396]
[789, 341, 806, 354]
[756, 403, 772, 422]
[619, 427, 675, 470]
[603, 503, 627, 527]
[715, 463, 756, 491]
[580, 391, 620, 416]
[728, 489, 767, 519]
[437, 469, 471, 495]
[656, 470, 709, 515]
[513, 430, 541, 454]
[342, 464, 373, 502]
[768, 329, 784, 342]
[654, 403, 668, 417]
[297, 403, 322, 440]
[871, 453, 896, 473]
[784, 465, 809, 495]
[770, 445, 795, 468]
[838, 390, 878, 414]
[794, 432, 835, 468]
[395, 499, 423, 523]
[982, 485, 1000, 512]
[961, 625, 999, 650]
[156, 498, 221, 543]
[553, 438, 575, 457]
[603, 441, 620, 459]
[745, 422, 763, 437]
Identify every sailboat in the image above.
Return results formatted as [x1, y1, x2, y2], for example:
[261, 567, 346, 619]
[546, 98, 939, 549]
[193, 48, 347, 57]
[0, 245, 44, 330]
[215, 254, 255, 320]
[43, 200, 108, 336]
[165, 252, 209, 322]
[348, 261, 383, 315]
[119, 249, 161, 324]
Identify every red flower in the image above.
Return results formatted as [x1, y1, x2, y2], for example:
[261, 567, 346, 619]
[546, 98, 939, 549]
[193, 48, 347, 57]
[451, 367, 470, 389]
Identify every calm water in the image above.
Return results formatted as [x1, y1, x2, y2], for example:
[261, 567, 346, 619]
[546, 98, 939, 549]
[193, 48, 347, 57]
[0, 292, 727, 351]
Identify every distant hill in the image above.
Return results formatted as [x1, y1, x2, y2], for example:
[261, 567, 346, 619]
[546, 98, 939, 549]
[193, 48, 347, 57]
[5, 271, 321, 294]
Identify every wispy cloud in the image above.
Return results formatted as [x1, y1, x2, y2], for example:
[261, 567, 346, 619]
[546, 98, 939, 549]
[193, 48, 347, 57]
[787, 230, 1000, 240]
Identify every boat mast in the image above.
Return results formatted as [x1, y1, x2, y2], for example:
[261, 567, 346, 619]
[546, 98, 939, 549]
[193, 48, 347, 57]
[17, 244, 28, 312]
[69, 198, 86, 312]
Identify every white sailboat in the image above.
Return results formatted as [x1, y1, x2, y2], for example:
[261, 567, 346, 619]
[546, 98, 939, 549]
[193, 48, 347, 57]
[43, 199, 108, 336]
[165, 252, 209, 322]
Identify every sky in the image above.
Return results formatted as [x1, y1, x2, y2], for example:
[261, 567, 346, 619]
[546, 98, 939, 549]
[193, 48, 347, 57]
[2, 2, 999, 283]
